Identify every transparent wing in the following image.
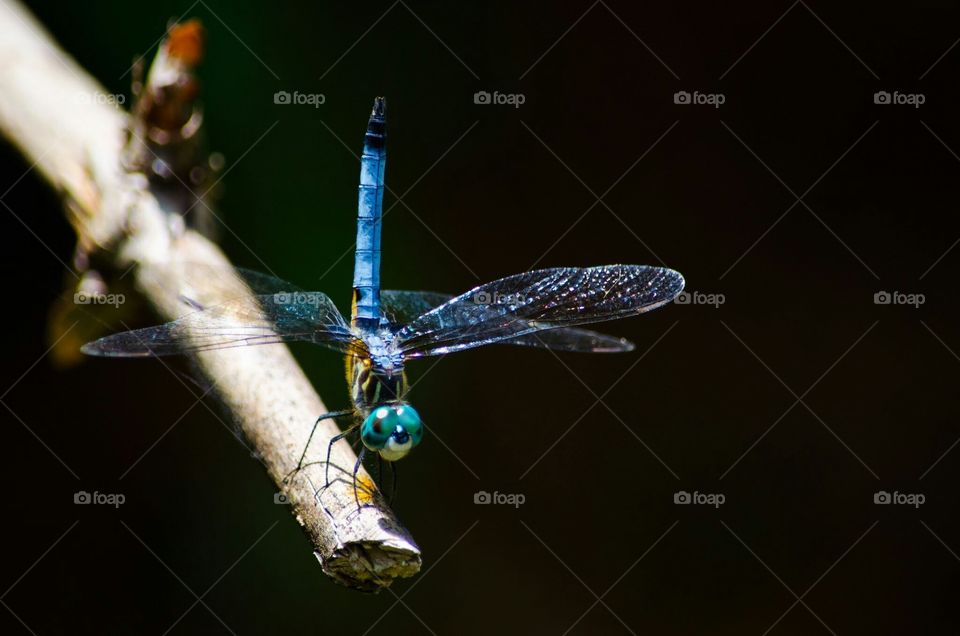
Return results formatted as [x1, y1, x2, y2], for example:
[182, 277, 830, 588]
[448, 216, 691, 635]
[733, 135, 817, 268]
[394, 265, 683, 358]
[506, 327, 635, 353]
[234, 267, 306, 294]
[170, 265, 308, 298]
[381, 290, 454, 325]
[382, 289, 636, 353]
[82, 290, 363, 357]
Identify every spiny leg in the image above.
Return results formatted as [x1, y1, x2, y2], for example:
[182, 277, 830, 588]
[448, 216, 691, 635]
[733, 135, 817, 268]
[300, 409, 353, 471]
[353, 447, 367, 511]
[322, 423, 359, 490]
[283, 409, 352, 485]
[376, 455, 396, 505]
[387, 460, 398, 507]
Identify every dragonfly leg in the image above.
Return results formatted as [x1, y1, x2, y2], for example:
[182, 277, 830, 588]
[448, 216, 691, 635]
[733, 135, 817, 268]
[388, 461, 398, 507]
[322, 423, 360, 490]
[283, 409, 353, 485]
[353, 447, 366, 511]
[375, 455, 397, 505]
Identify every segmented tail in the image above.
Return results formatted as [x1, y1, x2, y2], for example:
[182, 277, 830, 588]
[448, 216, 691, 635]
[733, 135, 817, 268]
[352, 97, 386, 328]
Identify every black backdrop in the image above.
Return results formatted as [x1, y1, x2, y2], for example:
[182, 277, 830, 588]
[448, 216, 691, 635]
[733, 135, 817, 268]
[2, 1, 960, 634]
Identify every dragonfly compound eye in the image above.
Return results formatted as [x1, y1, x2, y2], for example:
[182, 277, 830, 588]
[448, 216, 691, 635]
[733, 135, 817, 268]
[361, 404, 423, 461]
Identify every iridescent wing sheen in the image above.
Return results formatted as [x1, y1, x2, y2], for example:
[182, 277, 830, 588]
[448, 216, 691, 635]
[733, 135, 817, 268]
[506, 327, 635, 353]
[381, 290, 635, 353]
[234, 268, 305, 294]
[380, 290, 453, 325]
[394, 265, 684, 358]
[234, 272, 640, 353]
[81, 288, 363, 358]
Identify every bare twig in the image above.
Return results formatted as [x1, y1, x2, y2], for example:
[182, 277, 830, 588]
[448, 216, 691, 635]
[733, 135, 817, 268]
[0, 0, 420, 591]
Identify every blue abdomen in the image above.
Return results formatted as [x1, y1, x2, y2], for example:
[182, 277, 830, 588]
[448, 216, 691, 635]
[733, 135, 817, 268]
[352, 97, 387, 328]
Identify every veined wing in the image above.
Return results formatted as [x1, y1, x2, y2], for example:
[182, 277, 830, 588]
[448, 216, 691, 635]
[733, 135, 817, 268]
[81, 290, 363, 357]
[382, 289, 635, 353]
[234, 267, 306, 294]
[394, 265, 683, 358]
[173, 266, 308, 297]
[507, 327, 635, 352]
[381, 290, 453, 325]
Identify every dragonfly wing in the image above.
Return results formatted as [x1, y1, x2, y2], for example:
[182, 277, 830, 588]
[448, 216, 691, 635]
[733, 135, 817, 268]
[82, 292, 362, 357]
[394, 265, 683, 358]
[383, 289, 635, 353]
[505, 327, 635, 353]
[381, 290, 455, 325]
[234, 267, 306, 294]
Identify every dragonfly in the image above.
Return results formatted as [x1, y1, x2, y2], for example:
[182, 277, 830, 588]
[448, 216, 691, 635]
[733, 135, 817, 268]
[82, 97, 685, 504]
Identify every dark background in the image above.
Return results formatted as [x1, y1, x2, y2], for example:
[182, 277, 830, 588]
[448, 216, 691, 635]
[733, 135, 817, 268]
[2, 1, 960, 634]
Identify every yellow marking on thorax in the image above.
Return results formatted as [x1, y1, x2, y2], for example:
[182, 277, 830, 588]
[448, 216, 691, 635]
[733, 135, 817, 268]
[350, 289, 360, 325]
[346, 354, 375, 408]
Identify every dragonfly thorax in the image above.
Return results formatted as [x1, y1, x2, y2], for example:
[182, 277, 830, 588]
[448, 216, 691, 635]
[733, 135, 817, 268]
[348, 349, 422, 459]
[347, 349, 407, 411]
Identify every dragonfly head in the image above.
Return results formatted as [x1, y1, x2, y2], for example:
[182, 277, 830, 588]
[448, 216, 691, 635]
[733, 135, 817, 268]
[361, 403, 423, 461]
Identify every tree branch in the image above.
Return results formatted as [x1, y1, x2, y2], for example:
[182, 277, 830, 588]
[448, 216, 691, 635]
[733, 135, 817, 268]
[0, 0, 420, 591]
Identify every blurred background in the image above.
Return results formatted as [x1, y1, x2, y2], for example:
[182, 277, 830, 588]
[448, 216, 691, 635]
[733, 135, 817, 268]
[2, 0, 960, 633]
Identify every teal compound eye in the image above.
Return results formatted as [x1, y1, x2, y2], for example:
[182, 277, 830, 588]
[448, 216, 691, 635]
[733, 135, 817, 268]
[361, 404, 423, 461]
